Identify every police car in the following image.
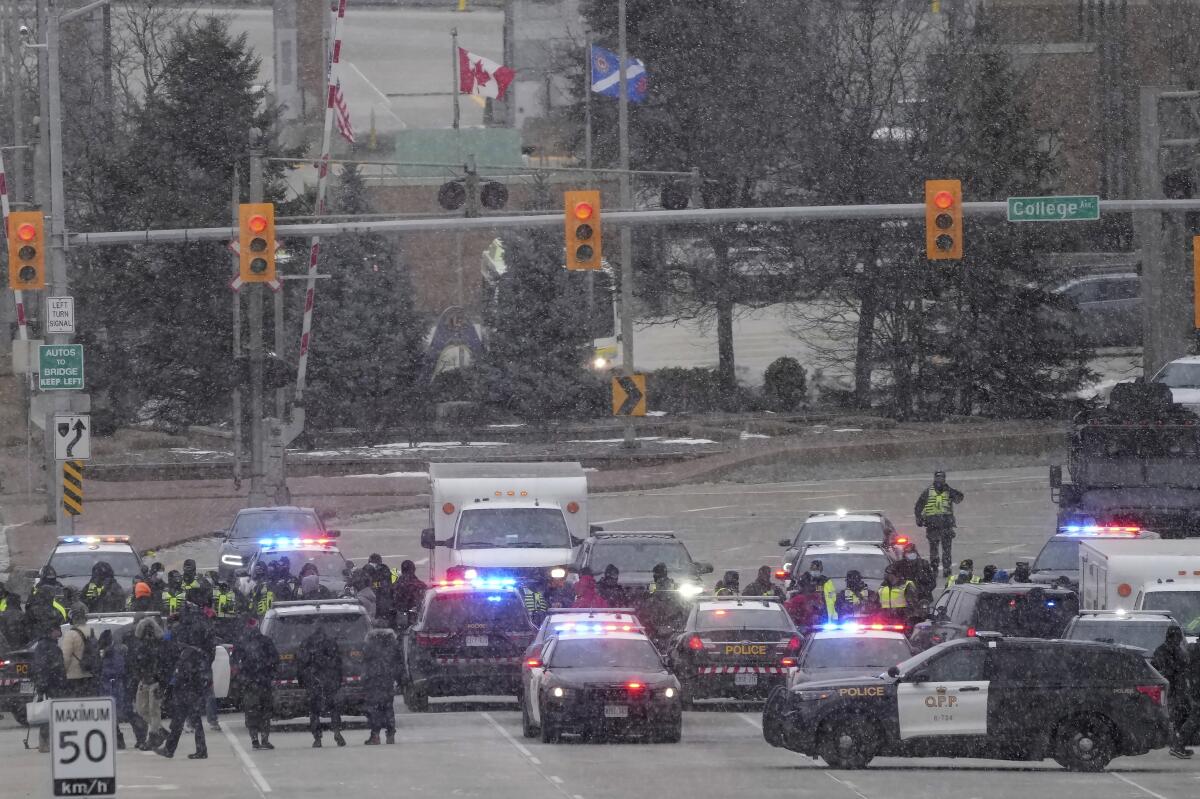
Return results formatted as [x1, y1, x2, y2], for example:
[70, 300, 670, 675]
[777, 511, 901, 579]
[236, 535, 349, 596]
[401, 578, 537, 712]
[665, 597, 800, 704]
[1030, 524, 1159, 590]
[762, 634, 1169, 770]
[0, 646, 34, 725]
[262, 599, 370, 719]
[215, 506, 334, 583]
[1064, 608, 1182, 651]
[783, 541, 895, 594]
[910, 583, 1078, 652]
[38, 535, 145, 595]
[523, 608, 644, 664]
[521, 629, 682, 743]
[791, 622, 914, 685]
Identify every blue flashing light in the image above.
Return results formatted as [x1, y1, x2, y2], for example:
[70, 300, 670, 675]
[470, 577, 517, 590]
[1046, 600, 1057, 607]
[486, 595, 503, 602]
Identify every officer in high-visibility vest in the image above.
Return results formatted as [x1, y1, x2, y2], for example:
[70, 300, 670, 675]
[878, 567, 915, 625]
[946, 559, 982, 587]
[161, 570, 187, 615]
[714, 570, 740, 596]
[247, 562, 275, 617]
[835, 570, 877, 620]
[914, 470, 964, 578]
[803, 560, 838, 623]
[521, 584, 548, 618]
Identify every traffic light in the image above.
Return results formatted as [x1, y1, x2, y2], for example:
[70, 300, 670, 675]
[925, 179, 963, 261]
[7, 211, 46, 290]
[564, 190, 602, 270]
[238, 202, 276, 283]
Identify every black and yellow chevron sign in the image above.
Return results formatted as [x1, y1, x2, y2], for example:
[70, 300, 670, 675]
[63, 460, 83, 516]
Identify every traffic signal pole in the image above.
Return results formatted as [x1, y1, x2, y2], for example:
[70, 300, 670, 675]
[617, 0, 636, 449]
[247, 148, 268, 507]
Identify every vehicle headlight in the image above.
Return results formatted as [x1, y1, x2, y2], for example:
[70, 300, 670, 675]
[549, 567, 567, 580]
[549, 686, 572, 699]
[782, 562, 792, 571]
[796, 689, 833, 702]
[220, 554, 244, 567]
[678, 582, 703, 598]
[664, 687, 676, 699]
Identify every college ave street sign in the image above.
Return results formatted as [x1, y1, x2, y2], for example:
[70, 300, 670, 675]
[39, 344, 85, 391]
[1007, 195, 1100, 222]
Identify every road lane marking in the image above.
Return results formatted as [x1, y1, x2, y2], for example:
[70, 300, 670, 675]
[219, 723, 271, 795]
[481, 712, 576, 799]
[1110, 772, 1174, 799]
[593, 516, 664, 524]
[740, 713, 872, 799]
[680, 505, 736, 513]
[987, 544, 1029, 554]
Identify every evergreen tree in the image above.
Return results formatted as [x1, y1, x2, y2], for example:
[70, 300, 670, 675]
[303, 164, 428, 435]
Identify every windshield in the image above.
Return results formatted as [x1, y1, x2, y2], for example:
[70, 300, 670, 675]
[1033, 540, 1079, 572]
[269, 614, 369, 650]
[797, 552, 887, 580]
[797, 520, 883, 543]
[423, 593, 530, 630]
[455, 508, 571, 549]
[1066, 620, 1173, 652]
[697, 607, 793, 631]
[589, 541, 694, 573]
[49, 551, 143, 579]
[1154, 363, 1200, 389]
[803, 637, 913, 670]
[1140, 591, 1200, 628]
[232, 512, 323, 539]
[548, 637, 664, 670]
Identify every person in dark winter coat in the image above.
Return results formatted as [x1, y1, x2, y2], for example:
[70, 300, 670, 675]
[1172, 642, 1200, 757]
[32, 625, 67, 753]
[391, 560, 427, 629]
[298, 625, 345, 747]
[743, 566, 784, 599]
[362, 620, 399, 745]
[82, 561, 127, 613]
[231, 617, 279, 750]
[1154, 626, 1193, 758]
[299, 571, 333, 600]
[155, 639, 210, 760]
[128, 616, 165, 750]
[98, 629, 146, 750]
[597, 564, 625, 607]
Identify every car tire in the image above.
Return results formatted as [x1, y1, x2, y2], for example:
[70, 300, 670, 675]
[818, 716, 876, 769]
[521, 702, 540, 739]
[762, 689, 786, 747]
[678, 681, 695, 709]
[1054, 717, 1115, 772]
[540, 708, 559, 744]
[402, 683, 429, 713]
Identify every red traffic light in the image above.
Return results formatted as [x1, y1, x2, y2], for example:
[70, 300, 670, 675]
[248, 214, 269, 234]
[15, 223, 37, 242]
[573, 202, 595, 221]
[932, 191, 955, 210]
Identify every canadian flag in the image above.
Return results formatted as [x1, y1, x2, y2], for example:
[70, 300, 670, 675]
[458, 47, 515, 101]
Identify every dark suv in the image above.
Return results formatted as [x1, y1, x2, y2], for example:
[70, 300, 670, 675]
[763, 635, 1169, 770]
[571, 532, 713, 602]
[215, 506, 335, 583]
[910, 583, 1077, 652]
[262, 599, 371, 719]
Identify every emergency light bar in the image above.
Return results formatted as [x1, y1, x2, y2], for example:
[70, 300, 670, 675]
[821, 621, 907, 633]
[553, 622, 638, 633]
[1058, 524, 1143, 536]
[259, 536, 338, 548]
[434, 577, 518, 590]
[58, 535, 131, 544]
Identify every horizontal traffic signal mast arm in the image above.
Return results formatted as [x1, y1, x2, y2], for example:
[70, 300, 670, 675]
[66, 198, 1200, 247]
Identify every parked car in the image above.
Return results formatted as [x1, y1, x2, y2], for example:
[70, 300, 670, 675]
[1054, 272, 1140, 348]
[1151, 355, 1200, 414]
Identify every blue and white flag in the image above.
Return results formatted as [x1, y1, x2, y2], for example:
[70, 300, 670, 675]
[590, 45, 648, 103]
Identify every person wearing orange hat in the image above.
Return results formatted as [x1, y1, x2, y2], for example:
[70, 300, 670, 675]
[129, 580, 161, 613]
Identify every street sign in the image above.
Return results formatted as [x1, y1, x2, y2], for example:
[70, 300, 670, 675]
[39, 344, 84, 390]
[1006, 195, 1100, 222]
[54, 414, 91, 460]
[50, 697, 116, 797]
[46, 296, 75, 334]
[612, 374, 647, 417]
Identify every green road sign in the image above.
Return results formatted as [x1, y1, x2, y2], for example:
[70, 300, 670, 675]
[1007, 195, 1100, 222]
[39, 344, 84, 391]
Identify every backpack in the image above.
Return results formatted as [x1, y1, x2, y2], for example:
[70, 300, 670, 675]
[75, 628, 103, 675]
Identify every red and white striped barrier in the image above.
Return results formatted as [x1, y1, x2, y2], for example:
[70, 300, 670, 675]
[294, 0, 348, 401]
[695, 665, 791, 675]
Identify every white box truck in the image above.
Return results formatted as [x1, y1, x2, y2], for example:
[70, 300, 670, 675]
[1077, 538, 1200, 627]
[419, 462, 589, 585]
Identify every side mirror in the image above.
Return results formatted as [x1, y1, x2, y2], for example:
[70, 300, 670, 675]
[887, 665, 900, 678]
[695, 562, 714, 575]
[1049, 465, 1062, 489]
[779, 539, 791, 547]
[211, 530, 227, 539]
[420, 528, 437, 550]
[589, 525, 604, 535]
[571, 535, 585, 548]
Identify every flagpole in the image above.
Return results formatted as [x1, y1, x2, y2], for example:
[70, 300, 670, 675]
[584, 40, 593, 171]
[618, 0, 636, 449]
[451, 28, 461, 131]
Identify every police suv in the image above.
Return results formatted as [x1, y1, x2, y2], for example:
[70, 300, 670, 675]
[38, 535, 144, 595]
[762, 635, 1170, 771]
[777, 510, 900, 579]
[263, 599, 370, 719]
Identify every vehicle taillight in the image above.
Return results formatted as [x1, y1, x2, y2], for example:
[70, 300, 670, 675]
[627, 681, 643, 691]
[415, 632, 451, 646]
[785, 635, 801, 652]
[687, 635, 705, 651]
[966, 628, 977, 637]
[525, 658, 542, 668]
[781, 657, 797, 667]
[0, 659, 9, 670]
[893, 536, 909, 545]
[774, 570, 789, 579]
[1136, 685, 1164, 706]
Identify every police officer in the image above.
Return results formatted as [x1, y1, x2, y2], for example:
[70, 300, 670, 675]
[24, 578, 67, 636]
[743, 565, 784, 599]
[31, 622, 67, 752]
[362, 619, 399, 745]
[268, 558, 297, 602]
[648, 563, 677, 594]
[231, 617, 278, 750]
[29, 565, 64, 604]
[1153, 626, 1192, 758]
[520, 582, 548, 624]
[298, 623, 346, 748]
[391, 560, 428, 629]
[893, 542, 937, 602]
[805, 560, 838, 623]
[981, 564, 998, 584]
[211, 579, 242, 641]
[914, 470, 964, 577]
[597, 564, 625, 607]
[144, 562, 167, 594]
[247, 562, 273, 617]
[154, 634, 210, 760]
[0, 583, 26, 648]
[1012, 561, 1033, 583]
[878, 566, 916, 625]
[180, 559, 211, 596]
[714, 570, 740, 596]
[83, 561, 127, 613]
[835, 570, 876, 619]
[161, 571, 187, 615]
[365, 555, 396, 624]
[946, 559, 980, 587]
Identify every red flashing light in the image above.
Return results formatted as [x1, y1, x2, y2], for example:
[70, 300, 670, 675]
[893, 536, 909, 545]
[15, 223, 36, 242]
[626, 681, 643, 691]
[525, 658, 542, 668]
[781, 657, 796, 667]
[933, 191, 955, 210]
[774, 570, 789, 579]
[1136, 685, 1164, 706]
[573, 202, 594, 221]
[966, 627, 977, 637]
[687, 635, 705, 651]
[785, 635, 801, 652]
[248, 214, 269, 234]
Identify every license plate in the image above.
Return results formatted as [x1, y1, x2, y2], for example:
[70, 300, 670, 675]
[734, 673, 759, 687]
[19, 680, 32, 693]
[604, 704, 629, 718]
[465, 635, 489, 647]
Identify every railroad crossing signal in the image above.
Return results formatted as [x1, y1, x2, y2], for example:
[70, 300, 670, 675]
[238, 203, 276, 284]
[564, 190, 602, 270]
[62, 460, 83, 517]
[7, 211, 46, 290]
[612, 374, 646, 416]
[925, 179, 963, 261]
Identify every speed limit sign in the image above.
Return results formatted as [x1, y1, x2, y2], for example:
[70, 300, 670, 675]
[50, 698, 116, 796]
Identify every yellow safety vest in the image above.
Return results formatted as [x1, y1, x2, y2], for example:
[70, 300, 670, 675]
[254, 588, 275, 617]
[842, 589, 866, 606]
[923, 488, 952, 517]
[879, 582, 913, 610]
[162, 589, 185, 613]
[52, 599, 67, 621]
[0, 597, 6, 612]
[946, 574, 981, 587]
[181, 578, 202, 592]
[213, 589, 237, 618]
[822, 580, 838, 622]
[522, 589, 547, 613]
[84, 583, 105, 602]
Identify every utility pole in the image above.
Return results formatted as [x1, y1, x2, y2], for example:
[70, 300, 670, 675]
[230, 165, 243, 491]
[617, 0, 636, 448]
[247, 146, 267, 507]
